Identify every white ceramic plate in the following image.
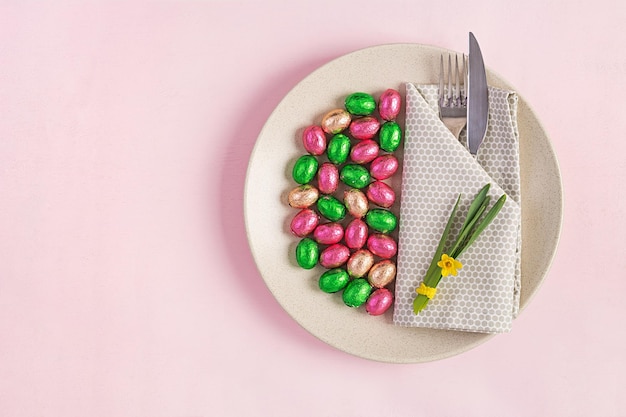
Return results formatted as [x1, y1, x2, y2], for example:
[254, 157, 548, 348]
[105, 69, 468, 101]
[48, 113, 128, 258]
[244, 43, 562, 363]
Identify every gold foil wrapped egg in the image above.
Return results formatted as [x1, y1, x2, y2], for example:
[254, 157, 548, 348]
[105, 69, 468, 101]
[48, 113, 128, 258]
[321, 108, 351, 134]
[288, 184, 319, 208]
[343, 188, 369, 218]
[367, 260, 396, 288]
[347, 249, 375, 278]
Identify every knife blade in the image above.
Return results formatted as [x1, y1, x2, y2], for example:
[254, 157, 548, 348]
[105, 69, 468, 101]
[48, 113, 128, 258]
[467, 32, 489, 156]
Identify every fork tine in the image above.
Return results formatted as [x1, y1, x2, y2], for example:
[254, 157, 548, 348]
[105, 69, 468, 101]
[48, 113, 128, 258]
[447, 55, 452, 103]
[454, 55, 461, 105]
[438, 54, 444, 107]
[462, 54, 468, 104]
[438, 53, 467, 140]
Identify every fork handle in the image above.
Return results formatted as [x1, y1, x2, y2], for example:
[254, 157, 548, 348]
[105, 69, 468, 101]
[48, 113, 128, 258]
[441, 117, 466, 140]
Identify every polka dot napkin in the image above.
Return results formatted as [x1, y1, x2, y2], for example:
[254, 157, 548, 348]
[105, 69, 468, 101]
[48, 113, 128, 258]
[392, 83, 521, 334]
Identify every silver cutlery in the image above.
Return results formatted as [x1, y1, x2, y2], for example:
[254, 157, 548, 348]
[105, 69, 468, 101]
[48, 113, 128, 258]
[438, 54, 467, 140]
[438, 32, 489, 157]
[467, 32, 489, 156]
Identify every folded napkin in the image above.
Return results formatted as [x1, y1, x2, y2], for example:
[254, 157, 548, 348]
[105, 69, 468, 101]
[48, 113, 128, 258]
[392, 83, 522, 334]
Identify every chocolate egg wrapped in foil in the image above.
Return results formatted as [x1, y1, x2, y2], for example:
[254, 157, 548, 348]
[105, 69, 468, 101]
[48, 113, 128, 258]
[317, 195, 346, 222]
[379, 121, 402, 152]
[347, 249, 374, 278]
[327, 133, 351, 165]
[367, 233, 397, 259]
[350, 139, 379, 164]
[317, 162, 339, 194]
[369, 154, 399, 180]
[319, 243, 350, 269]
[366, 181, 396, 208]
[313, 222, 344, 245]
[340, 164, 371, 189]
[365, 288, 394, 316]
[321, 109, 351, 134]
[288, 184, 319, 208]
[296, 237, 319, 270]
[342, 278, 372, 308]
[319, 269, 350, 293]
[367, 260, 396, 288]
[365, 209, 397, 233]
[378, 89, 401, 121]
[345, 92, 376, 116]
[292, 154, 319, 184]
[302, 125, 327, 155]
[343, 188, 369, 218]
[344, 218, 368, 249]
[349, 116, 380, 140]
[290, 208, 319, 237]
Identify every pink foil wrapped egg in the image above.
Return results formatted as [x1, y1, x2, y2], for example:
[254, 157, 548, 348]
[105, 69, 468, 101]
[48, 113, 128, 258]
[317, 162, 339, 194]
[302, 125, 327, 155]
[313, 222, 344, 245]
[290, 208, 319, 237]
[369, 154, 399, 180]
[344, 218, 368, 249]
[319, 244, 350, 268]
[350, 139, 380, 164]
[365, 288, 394, 316]
[366, 181, 396, 208]
[378, 89, 401, 121]
[349, 116, 380, 140]
[367, 233, 397, 258]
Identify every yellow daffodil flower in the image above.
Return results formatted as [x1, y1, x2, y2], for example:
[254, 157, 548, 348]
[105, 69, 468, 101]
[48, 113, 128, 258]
[437, 254, 463, 277]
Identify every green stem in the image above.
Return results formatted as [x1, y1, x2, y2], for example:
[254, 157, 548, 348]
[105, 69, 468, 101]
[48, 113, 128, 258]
[449, 197, 489, 258]
[456, 194, 507, 258]
[413, 294, 430, 313]
[459, 184, 490, 233]
[422, 194, 461, 287]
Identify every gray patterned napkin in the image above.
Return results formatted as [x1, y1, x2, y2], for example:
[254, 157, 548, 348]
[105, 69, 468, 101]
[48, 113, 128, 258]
[392, 83, 521, 334]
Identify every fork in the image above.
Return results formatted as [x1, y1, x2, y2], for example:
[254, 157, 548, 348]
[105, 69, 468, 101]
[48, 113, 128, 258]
[438, 54, 468, 140]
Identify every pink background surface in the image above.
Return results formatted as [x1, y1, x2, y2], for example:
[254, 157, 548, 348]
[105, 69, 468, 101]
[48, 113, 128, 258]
[1, 1, 624, 416]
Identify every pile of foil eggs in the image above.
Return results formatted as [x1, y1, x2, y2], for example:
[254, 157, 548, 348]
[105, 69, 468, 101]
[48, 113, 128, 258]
[288, 90, 402, 316]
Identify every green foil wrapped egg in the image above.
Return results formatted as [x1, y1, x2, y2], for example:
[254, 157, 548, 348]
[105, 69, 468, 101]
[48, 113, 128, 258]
[365, 209, 398, 233]
[317, 195, 346, 222]
[292, 155, 319, 184]
[340, 164, 371, 189]
[342, 278, 373, 308]
[296, 237, 319, 269]
[327, 133, 351, 165]
[345, 92, 376, 116]
[318, 268, 350, 293]
[379, 121, 402, 152]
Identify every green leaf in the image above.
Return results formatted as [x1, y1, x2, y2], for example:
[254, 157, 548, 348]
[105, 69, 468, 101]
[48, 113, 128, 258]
[449, 196, 490, 258]
[460, 184, 490, 234]
[422, 194, 461, 287]
[413, 294, 430, 314]
[457, 193, 507, 257]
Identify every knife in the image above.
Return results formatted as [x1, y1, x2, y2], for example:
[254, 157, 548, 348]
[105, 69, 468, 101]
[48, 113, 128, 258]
[467, 32, 489, 156]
